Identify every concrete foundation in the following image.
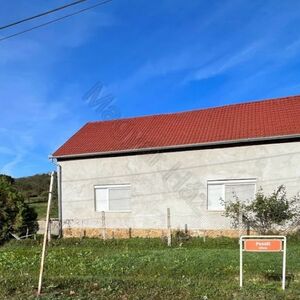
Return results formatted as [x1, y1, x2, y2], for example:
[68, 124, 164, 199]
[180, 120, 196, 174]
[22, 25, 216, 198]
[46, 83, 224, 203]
[62, 227, 255, 239]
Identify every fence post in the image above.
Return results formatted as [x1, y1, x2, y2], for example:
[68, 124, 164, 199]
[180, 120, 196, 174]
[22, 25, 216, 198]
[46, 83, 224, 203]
[80, 219, 84, 239]
[129, 227, 132, 239]
[101, 211, 106, 240]
[184, 224, 188, 234]
[48, 220, 51, 242]
[167, 208, 171, 246]
[247, 223, 250, 236]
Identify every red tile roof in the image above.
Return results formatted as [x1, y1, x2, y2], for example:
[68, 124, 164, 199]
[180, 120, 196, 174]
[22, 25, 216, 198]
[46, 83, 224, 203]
[53, 95, 300, 158]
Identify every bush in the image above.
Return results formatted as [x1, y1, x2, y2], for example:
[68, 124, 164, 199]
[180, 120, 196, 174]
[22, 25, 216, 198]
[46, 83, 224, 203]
[224, 185, 300, 234]
[0, 176, 38, 243]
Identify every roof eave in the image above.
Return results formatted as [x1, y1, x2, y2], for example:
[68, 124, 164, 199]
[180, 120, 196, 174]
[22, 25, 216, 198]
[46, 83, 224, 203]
[50, 133, 300, 160]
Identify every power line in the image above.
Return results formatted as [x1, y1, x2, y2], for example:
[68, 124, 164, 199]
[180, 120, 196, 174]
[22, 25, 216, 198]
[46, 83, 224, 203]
[0, 0, 113, 43]
[0, 0, 89, 31]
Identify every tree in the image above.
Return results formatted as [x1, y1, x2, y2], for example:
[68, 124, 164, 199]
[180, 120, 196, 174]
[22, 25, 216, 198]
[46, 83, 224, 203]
[0, 176, 38, 243]
[224, 185, 300, 234]
[0, 174, 14, 185]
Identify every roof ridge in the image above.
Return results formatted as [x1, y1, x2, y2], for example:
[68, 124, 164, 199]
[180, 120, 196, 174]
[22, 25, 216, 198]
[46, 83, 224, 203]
[87, 94, 300, 125]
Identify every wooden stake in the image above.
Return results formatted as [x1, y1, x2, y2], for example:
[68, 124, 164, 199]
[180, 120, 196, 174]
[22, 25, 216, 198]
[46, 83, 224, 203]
[184, 224, 188, 234]
[80, 219, 84, 239]
[37, 171, 54, 297]
[101, 211, 106, 240]
[167, 208, 171, 246]
[48, 220, 51, 242]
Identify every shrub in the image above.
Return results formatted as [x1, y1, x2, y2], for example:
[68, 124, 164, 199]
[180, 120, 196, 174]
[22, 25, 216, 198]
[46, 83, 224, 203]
[0, 176, 38, 243]
[173, 229, 191, 243]
[224, 185, 300, 234]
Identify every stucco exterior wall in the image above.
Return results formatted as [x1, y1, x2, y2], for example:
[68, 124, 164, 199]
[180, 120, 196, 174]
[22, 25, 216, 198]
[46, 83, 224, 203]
[59, 141, 300, 237]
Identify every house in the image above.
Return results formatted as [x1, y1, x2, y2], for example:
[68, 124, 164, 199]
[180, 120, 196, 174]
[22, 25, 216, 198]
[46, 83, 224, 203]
[52, 95, 300, 238]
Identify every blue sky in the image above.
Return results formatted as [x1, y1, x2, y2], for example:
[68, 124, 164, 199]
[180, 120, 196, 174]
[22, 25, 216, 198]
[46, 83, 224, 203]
[1, 0, 300, 178]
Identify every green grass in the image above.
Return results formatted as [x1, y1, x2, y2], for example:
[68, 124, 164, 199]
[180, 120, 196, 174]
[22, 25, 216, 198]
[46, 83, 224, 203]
[0, 237, 300, 299]
[28, 201, 58, 220]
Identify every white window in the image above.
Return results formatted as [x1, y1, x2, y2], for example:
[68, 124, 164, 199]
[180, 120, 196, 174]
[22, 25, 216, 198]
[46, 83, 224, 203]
[95, 184, 131, 212]
[207, 179, 256, 211]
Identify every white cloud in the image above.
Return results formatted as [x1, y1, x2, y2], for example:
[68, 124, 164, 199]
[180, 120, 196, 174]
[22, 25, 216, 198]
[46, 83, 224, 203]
[0, 146, 13, 155]
[190, 42, 262, 81]
[36, 10, 117, 48]
[112, 0, 241, 94]
[0, 152, 23, 175]
[0, 2, 117, 176]
[0, 6, 116, 66]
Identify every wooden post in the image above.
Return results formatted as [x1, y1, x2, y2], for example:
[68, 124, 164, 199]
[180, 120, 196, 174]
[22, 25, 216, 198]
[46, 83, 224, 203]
[167, 208, 171, 246]
[37, 171, 54, 296]
[247, 223, 250, 236]
[48, 220, 51, 242]
[101, 211, 106, 240]
[80, 219, 84, 239]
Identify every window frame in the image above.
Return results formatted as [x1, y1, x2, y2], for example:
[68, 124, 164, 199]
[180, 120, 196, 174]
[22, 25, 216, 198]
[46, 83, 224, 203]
[207, 179, 256, 212]
[94, 184, 132, 213]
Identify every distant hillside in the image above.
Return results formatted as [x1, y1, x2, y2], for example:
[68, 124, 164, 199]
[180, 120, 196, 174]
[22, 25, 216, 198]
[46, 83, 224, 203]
[0, 173, 58, 220]
[15, 173, 57, 203]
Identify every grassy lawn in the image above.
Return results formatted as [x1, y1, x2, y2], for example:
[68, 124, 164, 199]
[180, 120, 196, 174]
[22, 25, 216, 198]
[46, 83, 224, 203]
[28, 201, 58, 220]
[0, 237, 300, 299]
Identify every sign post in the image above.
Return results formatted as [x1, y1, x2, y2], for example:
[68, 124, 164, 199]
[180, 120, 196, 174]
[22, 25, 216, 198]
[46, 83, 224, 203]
[240, 236, 287, 290]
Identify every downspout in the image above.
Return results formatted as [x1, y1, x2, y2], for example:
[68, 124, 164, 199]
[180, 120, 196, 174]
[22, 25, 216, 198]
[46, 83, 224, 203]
[51, 158, 63, 238]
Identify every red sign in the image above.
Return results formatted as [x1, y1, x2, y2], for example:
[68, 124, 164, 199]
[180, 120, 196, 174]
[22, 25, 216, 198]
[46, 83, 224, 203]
[244, 239, 282, 252]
